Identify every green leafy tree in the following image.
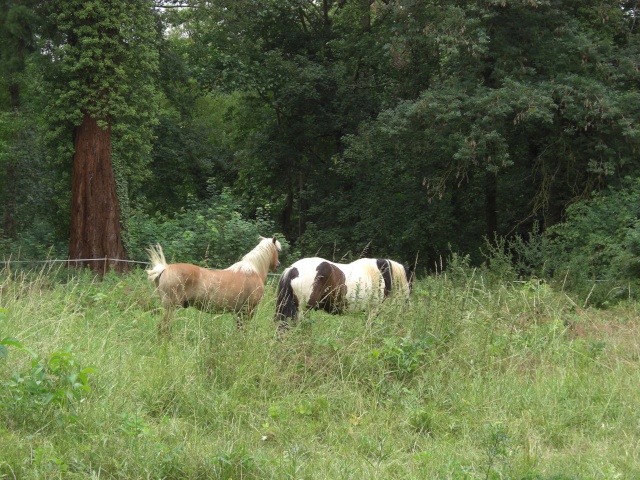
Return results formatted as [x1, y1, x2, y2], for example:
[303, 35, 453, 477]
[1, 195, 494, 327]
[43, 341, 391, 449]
[333, 0, 640, 265]
[4, 0, 638, 274]
[140, 27, 238, 215]
[0, 0, 41, 239]
[126, 0, 640, 270]
[41, 0, 159, 272]
[177, 0, 388, 247]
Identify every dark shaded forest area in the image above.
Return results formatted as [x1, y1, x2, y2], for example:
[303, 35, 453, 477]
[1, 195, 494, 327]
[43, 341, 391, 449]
[1, 0, 639, 300]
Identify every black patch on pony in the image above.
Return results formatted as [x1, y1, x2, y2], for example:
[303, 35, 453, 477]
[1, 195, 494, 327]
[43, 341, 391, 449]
[376, 259, 392, 297]
[275, 267, 300, 327]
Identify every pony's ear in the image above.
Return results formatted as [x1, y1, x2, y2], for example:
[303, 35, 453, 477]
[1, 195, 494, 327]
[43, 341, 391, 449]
[272, 236, 277, 244]
[259, 235, 265, 241]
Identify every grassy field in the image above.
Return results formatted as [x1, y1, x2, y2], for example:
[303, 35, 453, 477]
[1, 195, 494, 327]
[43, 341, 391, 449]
[0, 264, 639, 479]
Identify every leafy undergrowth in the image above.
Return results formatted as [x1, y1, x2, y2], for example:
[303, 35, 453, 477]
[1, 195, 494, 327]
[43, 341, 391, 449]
[0, 266, 638, 478]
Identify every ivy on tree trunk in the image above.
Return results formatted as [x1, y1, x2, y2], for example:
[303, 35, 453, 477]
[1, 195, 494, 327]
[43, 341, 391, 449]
[39, 0, 159, 273]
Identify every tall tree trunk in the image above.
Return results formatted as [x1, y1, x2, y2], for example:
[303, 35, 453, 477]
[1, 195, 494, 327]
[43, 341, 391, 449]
[69, 113, 128, 273]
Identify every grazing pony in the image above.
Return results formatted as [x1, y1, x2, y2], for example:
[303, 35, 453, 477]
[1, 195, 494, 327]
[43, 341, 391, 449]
[275, 256, 412, 332]
[147, 236, 281, 336]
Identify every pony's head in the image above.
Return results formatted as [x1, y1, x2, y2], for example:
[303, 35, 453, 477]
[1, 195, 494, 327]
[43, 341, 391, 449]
[259, 235, 282, 272]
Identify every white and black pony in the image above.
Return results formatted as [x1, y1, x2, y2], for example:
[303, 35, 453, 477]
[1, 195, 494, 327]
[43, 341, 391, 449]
[275, 257, 413, 332]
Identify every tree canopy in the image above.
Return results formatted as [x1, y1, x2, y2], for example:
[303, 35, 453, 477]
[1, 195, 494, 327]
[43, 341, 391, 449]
[1, 0, 639, 285]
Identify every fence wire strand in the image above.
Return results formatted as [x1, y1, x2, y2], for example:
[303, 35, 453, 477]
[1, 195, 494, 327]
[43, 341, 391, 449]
[0, 257, 282, 275]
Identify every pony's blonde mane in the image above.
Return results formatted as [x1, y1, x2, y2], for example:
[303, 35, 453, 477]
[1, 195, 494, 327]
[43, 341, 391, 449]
[361, 261, 382, 284]
[227, 237, 282, 276]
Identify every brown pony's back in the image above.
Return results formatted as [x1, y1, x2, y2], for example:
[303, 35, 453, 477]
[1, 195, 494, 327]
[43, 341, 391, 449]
[157, 263, 265, 313]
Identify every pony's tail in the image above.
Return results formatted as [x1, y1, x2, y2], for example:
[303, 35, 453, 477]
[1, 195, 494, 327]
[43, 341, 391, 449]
[390, 260, 412, 298]
[146, 244, 168, 284]
[275, 267, 299, 330]
[376, 259, 393, 297]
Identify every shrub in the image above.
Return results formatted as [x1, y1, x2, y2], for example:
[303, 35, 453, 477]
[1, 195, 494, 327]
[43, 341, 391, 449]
[0, 337, 95, 426]
[371, 336, 435, 379]
[507, 179, 640, 305]
[128, 188, 288, 267]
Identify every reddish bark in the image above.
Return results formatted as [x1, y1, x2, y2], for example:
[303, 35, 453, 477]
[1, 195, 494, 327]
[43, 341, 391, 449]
[68, 113, 128, 273]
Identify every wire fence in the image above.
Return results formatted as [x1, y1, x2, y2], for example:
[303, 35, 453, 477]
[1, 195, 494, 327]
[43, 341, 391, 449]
[0, 258, 150, 266]
[0, 258, 621, 283]
[0, 257, 282, 276]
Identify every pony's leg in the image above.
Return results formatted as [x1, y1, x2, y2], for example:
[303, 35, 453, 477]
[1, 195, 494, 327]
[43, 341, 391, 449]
[276, 310, 298, 339]
[236, 305, 254, 330]
[273, 311, 289, 338]
[158, 306, 174, 338]
[276, 318, 290, 337]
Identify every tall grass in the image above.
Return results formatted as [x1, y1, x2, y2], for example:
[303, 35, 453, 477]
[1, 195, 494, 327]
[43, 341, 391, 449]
[0, 263, 639, 478]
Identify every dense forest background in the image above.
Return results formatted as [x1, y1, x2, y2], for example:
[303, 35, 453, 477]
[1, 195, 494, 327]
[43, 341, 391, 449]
[1, 0, 639, 301]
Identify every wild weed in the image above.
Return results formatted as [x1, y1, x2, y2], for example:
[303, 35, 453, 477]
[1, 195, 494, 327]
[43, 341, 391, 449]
[0, 339, 95, 427]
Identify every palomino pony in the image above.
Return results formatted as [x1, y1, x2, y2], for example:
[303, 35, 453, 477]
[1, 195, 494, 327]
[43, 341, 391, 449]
[275, 256, 412, 332]
[147, 236, 282, 336]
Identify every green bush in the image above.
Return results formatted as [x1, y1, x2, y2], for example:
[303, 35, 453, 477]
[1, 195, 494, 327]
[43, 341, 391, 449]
[510, 179, 640, 305]
[128, 188, 289, 267]
[371, 336, 435, 379]
[0, 219, 65, 264]
[0, 337, 95, 426]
